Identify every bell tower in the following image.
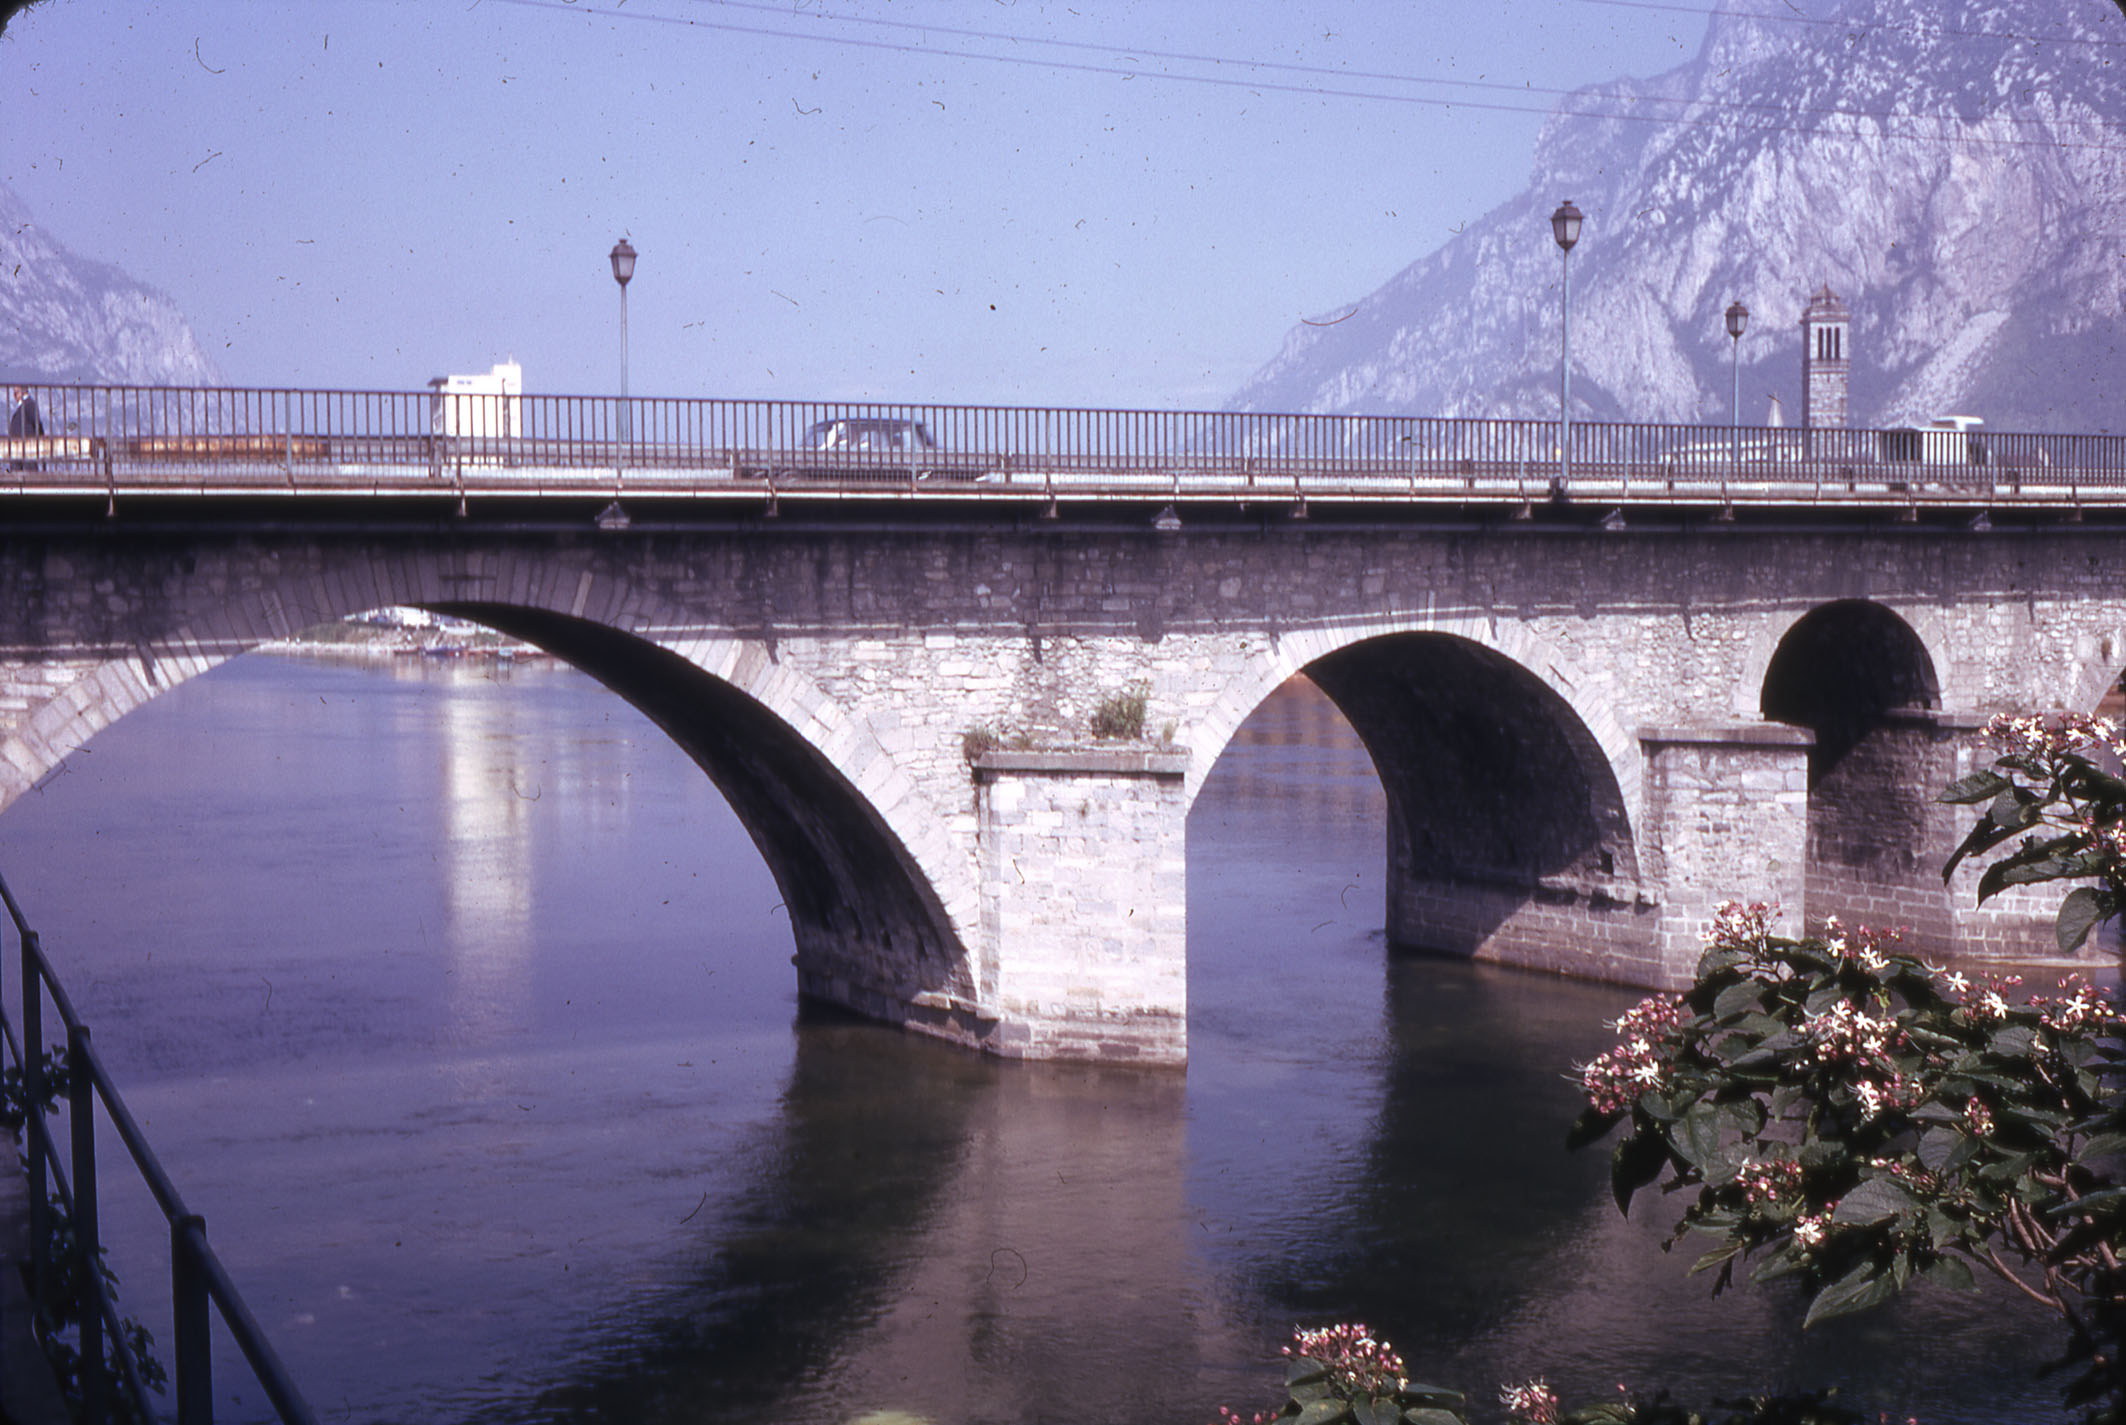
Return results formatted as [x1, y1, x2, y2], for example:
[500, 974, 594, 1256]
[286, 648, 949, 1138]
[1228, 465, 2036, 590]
[1800, 285, 1851, 429]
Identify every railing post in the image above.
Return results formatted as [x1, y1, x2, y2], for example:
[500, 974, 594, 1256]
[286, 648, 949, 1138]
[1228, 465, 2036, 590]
[21, 933, 45, 1305]
[69, 1024, 105, 1425]
[172, 1215, 213, 1425]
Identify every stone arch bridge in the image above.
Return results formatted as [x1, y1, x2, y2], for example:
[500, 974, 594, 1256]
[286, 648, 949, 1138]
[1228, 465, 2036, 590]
[3, 498, 2120, 1064]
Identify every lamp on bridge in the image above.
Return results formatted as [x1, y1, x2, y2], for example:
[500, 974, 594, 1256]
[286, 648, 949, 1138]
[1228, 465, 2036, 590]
[1725, 300, 1750, 476]
[1550, 200, 1583, 494]
[609, 237, 637, 445]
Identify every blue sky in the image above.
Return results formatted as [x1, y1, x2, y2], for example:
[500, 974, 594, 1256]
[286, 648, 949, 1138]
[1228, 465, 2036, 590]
[2, 0, 1732, 407]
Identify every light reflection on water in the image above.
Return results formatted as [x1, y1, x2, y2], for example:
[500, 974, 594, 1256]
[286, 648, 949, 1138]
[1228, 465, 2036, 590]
[0, 655, 2072, 1423]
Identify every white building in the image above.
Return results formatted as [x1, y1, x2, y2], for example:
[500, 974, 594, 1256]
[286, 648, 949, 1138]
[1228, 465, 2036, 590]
[428, 361, 523, 441]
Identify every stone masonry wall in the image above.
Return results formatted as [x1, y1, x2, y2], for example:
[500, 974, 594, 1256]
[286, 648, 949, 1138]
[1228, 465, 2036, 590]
[1641, 725, 1815, 983]
[3, 518, 2125, 1058]
[972, 750, 1189, 1064]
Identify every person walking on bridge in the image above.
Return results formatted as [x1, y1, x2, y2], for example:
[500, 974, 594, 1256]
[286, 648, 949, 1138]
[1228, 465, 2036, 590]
[7, 384, 41, 471]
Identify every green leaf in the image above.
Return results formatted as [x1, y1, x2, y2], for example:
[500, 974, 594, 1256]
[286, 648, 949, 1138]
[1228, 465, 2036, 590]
[1566, 1106, 1626, 1153]
[2075, 1132, 2126, 1162]
[1558, 1408, 1636, 1425]
[1944, 815, 2019, 882]
[1672, 1102, 1728, 1172]
[1831, 1177, 1920, 1227]
[1923, 1253, 1976, 1290]
[1354, 1399, 1403, 1425]
[1917, 1127, 1961, 1173]
[2057, 887, 2116, 955]
[1690, 1239, 1744, 1276]
[1713, 979, 1766, 1022]
[1803, 1260, 1901, 1326]
[1940, 770, 2012, 804]
[1612, 1129, 1671, 1215]
[1988, 786, 2042, 829]
[1286, 1357, 1330, 1387]
[1398, 1384, 1464, 1408]
[1400, 1411, 1465, 1425]
[1979, 839, 2106, 899]
[1295, 1400, 1353, 1425]
[1990, 1024, 2038, 1058]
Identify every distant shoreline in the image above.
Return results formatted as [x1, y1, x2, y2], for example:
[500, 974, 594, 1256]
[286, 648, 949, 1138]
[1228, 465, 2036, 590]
[257, 622, 546, 662]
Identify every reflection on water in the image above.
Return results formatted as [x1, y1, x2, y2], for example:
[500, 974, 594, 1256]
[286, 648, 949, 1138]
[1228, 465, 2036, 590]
[438, 677, 537, 1053]
[0, 659, 2072, 1423]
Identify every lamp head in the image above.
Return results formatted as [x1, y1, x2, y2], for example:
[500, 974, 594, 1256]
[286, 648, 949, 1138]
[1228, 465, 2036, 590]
[609, 237, 637, 289]
[1550, 199, 1583, 252]
[1726, 300, 1750, 340]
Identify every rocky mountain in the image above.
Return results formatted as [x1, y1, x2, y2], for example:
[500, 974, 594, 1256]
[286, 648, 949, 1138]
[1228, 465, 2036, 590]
[1232, 0, 2126, 434]
[1, 182, 220, 388]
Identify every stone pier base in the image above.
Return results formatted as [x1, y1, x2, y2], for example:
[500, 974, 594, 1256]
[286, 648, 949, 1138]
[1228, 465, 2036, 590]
[1641, 723, 1815, 984]
[971, 749, 1190, 1065]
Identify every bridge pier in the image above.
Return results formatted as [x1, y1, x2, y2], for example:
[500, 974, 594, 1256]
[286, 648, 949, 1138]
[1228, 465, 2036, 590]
[1641, 724, 1814, 982]
[1804, 711, 2056, 958]
[971, 749, 1190, 1065]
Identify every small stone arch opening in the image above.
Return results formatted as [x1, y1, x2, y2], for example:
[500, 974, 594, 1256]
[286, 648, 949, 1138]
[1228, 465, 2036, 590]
[1760, 599, 1940, 784]
[1299, 632, 1644, 976]
[434, 602, 974, 1030]
[1760, 599, 1957, 933]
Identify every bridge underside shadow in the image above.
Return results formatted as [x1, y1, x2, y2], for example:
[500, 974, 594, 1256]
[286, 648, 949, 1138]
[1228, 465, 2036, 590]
[1304, 634, 1659, 985]
[1761, 599, 1985, 949]
[434, 604, 984, 1047]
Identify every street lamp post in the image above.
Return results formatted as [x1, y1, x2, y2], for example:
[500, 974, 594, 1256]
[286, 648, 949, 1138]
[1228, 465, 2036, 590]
[1550, 200, 1583, 493]
[609, 237, 637, 445]
[1726, 300, 1749, 477]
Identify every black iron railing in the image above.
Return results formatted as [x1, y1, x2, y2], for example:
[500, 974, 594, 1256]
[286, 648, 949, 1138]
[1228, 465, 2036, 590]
[1, 383, 2121, 507]
[0, 870, 317, 1425]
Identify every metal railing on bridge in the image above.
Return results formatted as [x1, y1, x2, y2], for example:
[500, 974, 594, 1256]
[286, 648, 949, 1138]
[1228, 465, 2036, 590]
[0, 869, 317, 1425]
[3, 383, 2121, 510]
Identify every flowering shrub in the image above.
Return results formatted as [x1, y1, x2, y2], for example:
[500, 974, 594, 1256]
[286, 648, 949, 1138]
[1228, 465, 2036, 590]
[1566, 710, 2126, 1422]
[1943, 711, 2126, 953]
[1208, 1324, 1866, 1424]
[1572, 905, 2125, 1333]
[1207, 1322, 1465, 1425]
[1214, 713, 2126, 1425]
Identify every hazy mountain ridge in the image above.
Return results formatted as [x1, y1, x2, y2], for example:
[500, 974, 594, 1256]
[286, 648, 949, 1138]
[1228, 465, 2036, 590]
[1232, 0, 2126, 433]
[1, 183, 220, 388]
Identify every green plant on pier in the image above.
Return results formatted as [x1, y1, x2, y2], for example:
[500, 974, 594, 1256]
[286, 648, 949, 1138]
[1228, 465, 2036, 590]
[1090, 681, 1151, 741]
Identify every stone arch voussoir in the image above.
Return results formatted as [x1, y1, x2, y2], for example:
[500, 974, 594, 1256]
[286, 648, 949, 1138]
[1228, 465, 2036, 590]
[1185, 611, 1646, 856]
[0, 546, 976, 947]
[1740, 599, 1955, 720]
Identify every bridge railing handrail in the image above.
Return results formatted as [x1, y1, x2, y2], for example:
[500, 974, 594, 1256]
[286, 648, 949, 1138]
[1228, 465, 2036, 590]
[0, 869, 319, 1425]
[8, 382, 2124, 498]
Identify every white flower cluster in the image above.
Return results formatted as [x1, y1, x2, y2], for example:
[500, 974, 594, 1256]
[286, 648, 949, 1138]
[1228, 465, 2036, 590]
[1284, 1322, 1406, 1400]
[1987, 710, 2126, 762]
[1499, 1378, 1561, 1424]
[1807, 999, 1900, 1067]
[1578, 995, 1688, 1113]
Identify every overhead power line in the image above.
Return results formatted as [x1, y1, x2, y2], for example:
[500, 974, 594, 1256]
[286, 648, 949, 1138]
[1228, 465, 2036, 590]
[677, 0, 2112, 138]
[491, 0, 2126, 156]
[1571, 0, 2126, 53]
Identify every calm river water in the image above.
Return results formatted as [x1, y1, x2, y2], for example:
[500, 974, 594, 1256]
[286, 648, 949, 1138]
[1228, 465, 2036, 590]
[0, 653, 2070, 1424]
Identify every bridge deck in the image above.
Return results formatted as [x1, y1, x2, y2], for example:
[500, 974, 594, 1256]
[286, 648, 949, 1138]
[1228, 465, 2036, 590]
[5, 384, 2119, 511]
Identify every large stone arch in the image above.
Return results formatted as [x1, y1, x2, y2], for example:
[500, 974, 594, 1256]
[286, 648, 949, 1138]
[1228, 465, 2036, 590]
[1181, 614, 1656, 984]
[1183, 612, 1645, 865]
[0, 544, 987, 1047]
